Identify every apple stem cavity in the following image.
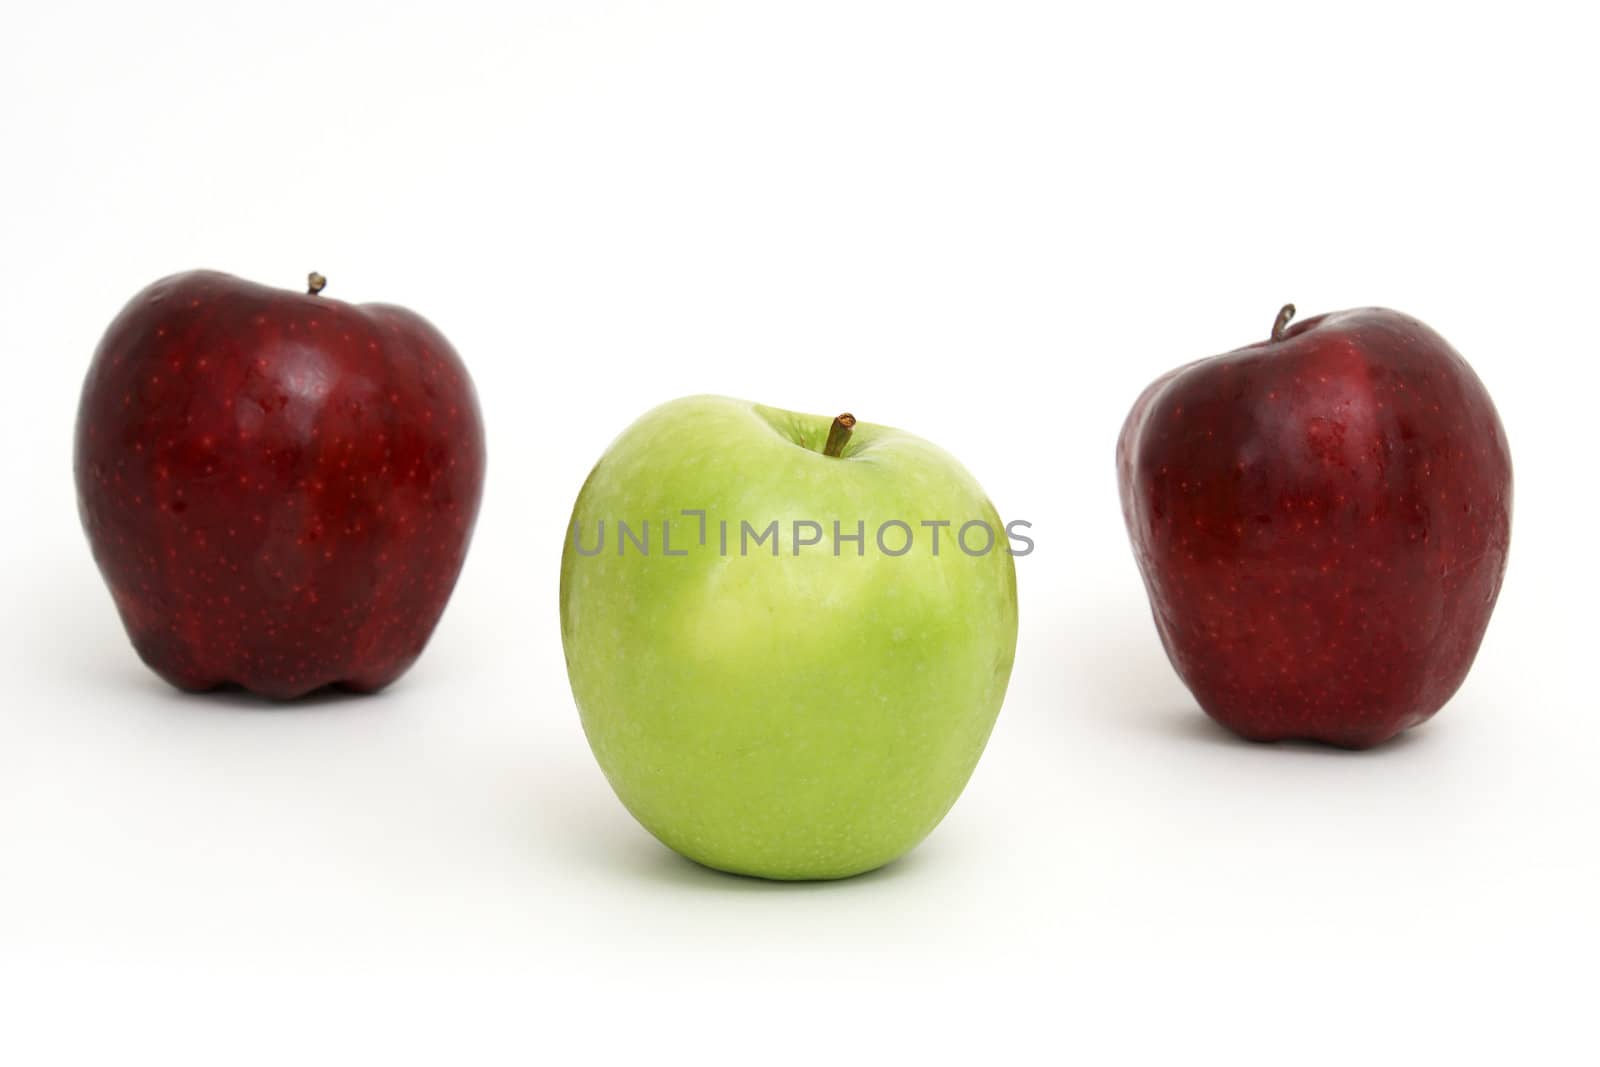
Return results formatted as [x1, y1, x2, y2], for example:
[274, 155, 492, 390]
[1271, 303, 1296, 343]
[307, 272, 328, 296]
[822, 413, 856, 458]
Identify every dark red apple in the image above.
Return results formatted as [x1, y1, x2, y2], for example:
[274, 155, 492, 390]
[75, 271, 485, 699]
[1117, 306, 1512, 748]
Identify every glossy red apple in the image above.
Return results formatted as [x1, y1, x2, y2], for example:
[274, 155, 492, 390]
[75, 271, 485, 699]
[1117, 306, 1512, 748]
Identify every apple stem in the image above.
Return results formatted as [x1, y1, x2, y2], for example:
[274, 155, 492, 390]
[1271, 303, 1296, 342]
[822, 413, 856, 458]
[307, 272, 328, 296]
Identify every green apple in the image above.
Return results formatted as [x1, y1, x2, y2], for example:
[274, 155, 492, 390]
[559, 395, 1019, 880]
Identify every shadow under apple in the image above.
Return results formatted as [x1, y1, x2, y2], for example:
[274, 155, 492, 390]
[1139, 703, 1435, 756]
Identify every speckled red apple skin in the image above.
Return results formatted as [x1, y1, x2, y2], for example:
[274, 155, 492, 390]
[1117, 308, 1512, 749]
[75, 271, 485, 699]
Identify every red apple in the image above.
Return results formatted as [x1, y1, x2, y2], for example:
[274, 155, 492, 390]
[75, 271, 485, 699]
[1117, 306, 1512, 748]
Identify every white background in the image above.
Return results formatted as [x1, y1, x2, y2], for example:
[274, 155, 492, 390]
[2, 1, 1596, 1062]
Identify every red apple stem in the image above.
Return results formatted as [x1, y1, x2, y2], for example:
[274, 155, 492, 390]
[823, 413, 856, 458]
[307, 272, 328, 296]
[1271, 303, 1296, 342]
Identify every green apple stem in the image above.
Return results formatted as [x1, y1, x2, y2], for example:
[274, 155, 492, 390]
[822, 413, 856, 458]
[1271, 303, 1296, 342]
[307, 272, 328, 296]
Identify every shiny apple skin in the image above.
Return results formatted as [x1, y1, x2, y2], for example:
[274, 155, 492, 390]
[74, 271, 485, 699]
[1117, 308, 1512, 749]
